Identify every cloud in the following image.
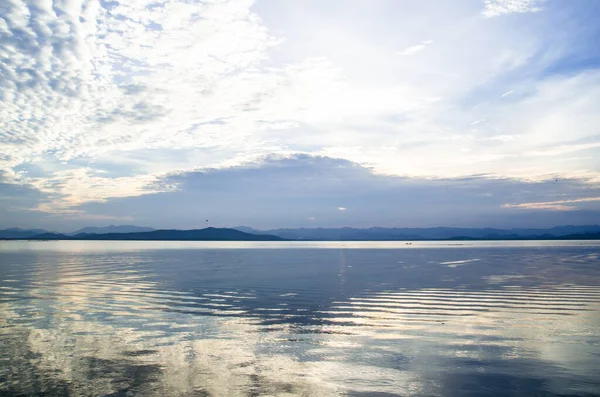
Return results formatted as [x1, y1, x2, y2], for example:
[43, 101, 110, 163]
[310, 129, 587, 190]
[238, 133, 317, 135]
[38, 169, 175, 209]
[0, 170, 54, 229]
[503, 197, 600, 211]
[2, 154, 599, 231]
[0, 0, 282, 172]
[526, 142, 600, 157]
[337, 207, 347, 211]
[1, 0, 599, 224]
[60, 155, 600, 231]
[399, 40, 433, 56]
[399, 44, 426, 56]
[483, 0, 546, 17]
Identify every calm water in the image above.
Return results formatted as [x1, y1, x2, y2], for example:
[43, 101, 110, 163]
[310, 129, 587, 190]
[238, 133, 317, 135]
[1, 241, 600, 397]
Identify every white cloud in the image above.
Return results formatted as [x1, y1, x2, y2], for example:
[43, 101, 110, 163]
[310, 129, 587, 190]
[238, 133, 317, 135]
[1, 0, 599, 216]
[526, 142, 600, 157]
[399, 40, 433, 56]
[483, 0, 546, 17]
[503, 197, 600, 211]
[28, 168, 176, 212]
[0, 0, 283, 206]
[338, 207, 347, 211]
[399, 44, 426, 56]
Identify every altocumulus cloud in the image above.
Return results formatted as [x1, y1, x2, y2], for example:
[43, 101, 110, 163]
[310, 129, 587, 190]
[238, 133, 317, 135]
[0, 0, 599, 229]
[483, 0, 546, 17]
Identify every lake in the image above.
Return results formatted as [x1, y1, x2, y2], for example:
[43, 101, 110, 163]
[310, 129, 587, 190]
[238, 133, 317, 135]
[1, 240, 600, 396]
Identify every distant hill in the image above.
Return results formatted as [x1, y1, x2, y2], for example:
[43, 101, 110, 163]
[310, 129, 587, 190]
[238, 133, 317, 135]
[0, 228, 51, 239]
[26, 233, 69, 240]
[556, 232, 600, 240]
[4, 225, 600, 241]
[68, 225, 155, 235]
[15, 228, 284, 241]
[233, 225, 600, 240]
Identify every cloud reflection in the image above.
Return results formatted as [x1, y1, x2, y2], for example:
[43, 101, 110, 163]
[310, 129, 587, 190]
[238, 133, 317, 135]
[1, 244, 600, 396]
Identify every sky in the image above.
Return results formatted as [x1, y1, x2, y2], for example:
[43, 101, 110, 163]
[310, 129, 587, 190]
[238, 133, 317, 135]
[1, 0, 600, 231]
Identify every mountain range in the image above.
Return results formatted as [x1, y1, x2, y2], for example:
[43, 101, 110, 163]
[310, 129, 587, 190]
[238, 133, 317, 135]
[233, 225, 600, 240]
[67, 225, 155, 236]
[1, 225, 600, 241]
[2, 228, 283, 241]
[0, 228, 51, 239]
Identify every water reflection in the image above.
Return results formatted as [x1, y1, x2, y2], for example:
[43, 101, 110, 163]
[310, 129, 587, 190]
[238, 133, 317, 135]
[0, 243, 599, 396]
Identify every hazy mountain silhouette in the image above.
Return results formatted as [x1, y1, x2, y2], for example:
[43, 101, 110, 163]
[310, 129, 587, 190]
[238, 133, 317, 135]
[68, 225, 155, 235]
[24, 232, 69, 240]
[233, 225, 600, 240]
[78, 228, 283, 241]
[10, 228, 284, 241]
[0, 228, 51, 239]
[3, 225, 600, 241]
[554, 232, 600, 240]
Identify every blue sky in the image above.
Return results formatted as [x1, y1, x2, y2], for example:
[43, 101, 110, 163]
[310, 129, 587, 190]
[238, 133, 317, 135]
[1, 0, 600, 231]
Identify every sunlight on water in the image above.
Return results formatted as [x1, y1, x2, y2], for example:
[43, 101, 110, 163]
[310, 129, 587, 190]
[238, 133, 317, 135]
[1, 242, 599, 396]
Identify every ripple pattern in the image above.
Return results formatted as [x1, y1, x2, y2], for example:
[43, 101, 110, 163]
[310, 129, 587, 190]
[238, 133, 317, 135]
[1, 242, 600, 396]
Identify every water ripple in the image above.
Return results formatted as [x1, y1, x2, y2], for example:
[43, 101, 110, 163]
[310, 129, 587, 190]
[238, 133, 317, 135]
[1, 242, 600, 396]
